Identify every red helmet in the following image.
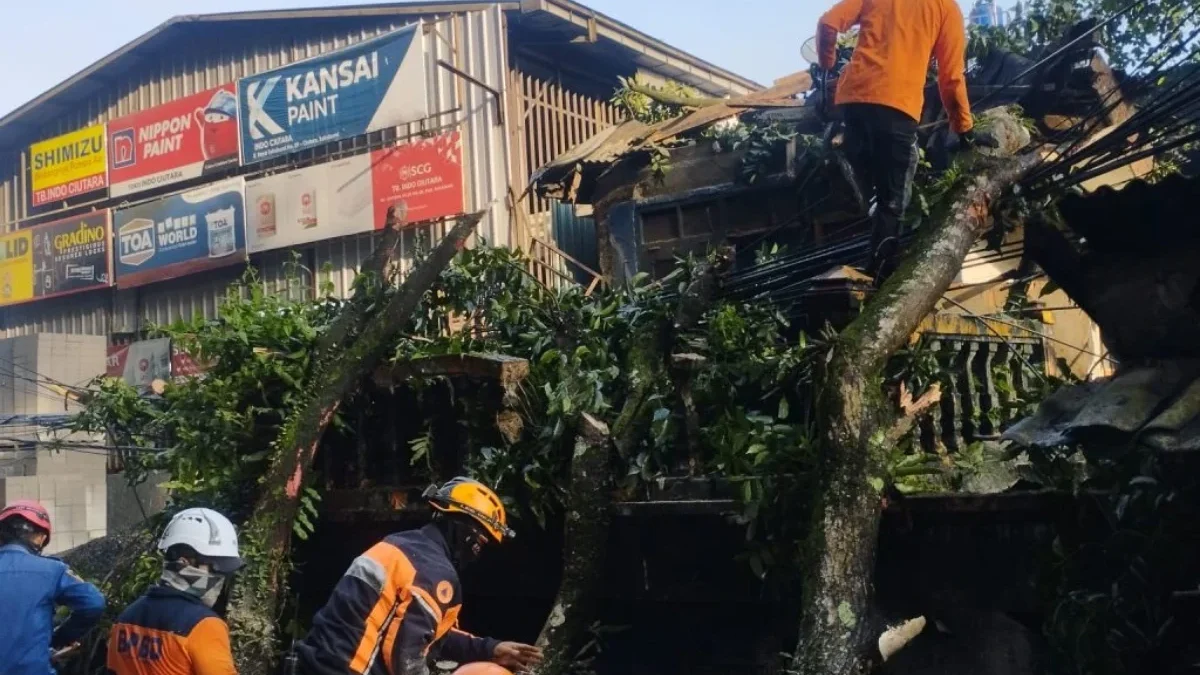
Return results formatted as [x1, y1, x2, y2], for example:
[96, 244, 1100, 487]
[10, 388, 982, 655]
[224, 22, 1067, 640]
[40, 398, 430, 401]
[0, 500, 52, 539]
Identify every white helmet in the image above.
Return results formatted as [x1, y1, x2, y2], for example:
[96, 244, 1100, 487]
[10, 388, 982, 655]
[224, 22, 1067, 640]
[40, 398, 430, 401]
[158, 508, 245, 574]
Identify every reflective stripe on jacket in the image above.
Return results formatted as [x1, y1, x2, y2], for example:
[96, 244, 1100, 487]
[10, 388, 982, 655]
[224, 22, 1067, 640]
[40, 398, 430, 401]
[0, 542, 106, 675]
[105, 586, 236, 675]
[818, 0, 973, 134]
[298, 524, 497, 675]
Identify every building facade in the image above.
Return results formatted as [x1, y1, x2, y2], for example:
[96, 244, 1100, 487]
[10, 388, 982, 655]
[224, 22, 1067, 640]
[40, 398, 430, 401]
[0, 0, 757, 546]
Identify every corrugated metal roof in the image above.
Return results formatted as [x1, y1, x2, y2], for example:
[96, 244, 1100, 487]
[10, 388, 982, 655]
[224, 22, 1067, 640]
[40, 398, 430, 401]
[530, 71, 814, 203]
[0, 0, 759, 149]
[1003, 361, 1200, 453]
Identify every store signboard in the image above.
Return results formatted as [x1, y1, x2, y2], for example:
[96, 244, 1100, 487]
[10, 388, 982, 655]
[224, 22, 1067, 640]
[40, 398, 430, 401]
[30, 124, 108, 206]
[369, 131, 463, 227]
[113, 177, 247, 288]
[237, 23, 427, 164]
[245, 155, 374, 253]
[108, 85, 240, 197]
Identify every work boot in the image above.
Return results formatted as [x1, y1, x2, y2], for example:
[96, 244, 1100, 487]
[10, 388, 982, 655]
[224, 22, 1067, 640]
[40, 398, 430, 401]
[867, 237, 900, 287]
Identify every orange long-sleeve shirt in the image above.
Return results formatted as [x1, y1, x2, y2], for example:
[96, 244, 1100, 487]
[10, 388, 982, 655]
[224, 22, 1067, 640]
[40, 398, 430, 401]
[818, 0, 973, 134]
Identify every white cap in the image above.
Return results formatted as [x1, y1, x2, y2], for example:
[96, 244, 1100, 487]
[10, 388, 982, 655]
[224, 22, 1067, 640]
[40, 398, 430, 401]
[158, 507, 245, 574]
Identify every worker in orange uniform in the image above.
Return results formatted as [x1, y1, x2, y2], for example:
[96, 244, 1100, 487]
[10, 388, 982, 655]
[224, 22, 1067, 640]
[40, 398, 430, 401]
[106, 508, 245, 675]
[297, 477, 543, 675]
[817, 0, 995, 282]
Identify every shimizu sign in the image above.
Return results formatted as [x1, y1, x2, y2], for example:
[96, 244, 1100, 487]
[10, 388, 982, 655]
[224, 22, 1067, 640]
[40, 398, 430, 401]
[30, 124, 108, 207]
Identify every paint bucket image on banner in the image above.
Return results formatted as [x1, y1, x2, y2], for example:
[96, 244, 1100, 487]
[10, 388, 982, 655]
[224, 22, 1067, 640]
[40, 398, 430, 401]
[255, 193, 277, 239]
[298, 188, 318, 229]
[207, 207, 237, 258]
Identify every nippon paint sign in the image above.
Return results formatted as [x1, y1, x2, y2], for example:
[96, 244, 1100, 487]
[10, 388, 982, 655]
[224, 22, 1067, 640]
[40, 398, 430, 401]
[108, 86, 240, 197]
[237, 23, 427, 164]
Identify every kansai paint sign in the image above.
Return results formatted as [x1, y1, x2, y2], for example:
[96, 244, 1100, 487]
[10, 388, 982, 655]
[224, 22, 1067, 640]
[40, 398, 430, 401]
[30, 125, 108, 207]
[113, 177, 247, 288]
[370, 131, 464, 226]
[31, 211, 112, 301]
[237, 23, 427, 164]
[0, 230, 33, 306]
[108, 86, 240, 197]
[245, 154, 374, 253]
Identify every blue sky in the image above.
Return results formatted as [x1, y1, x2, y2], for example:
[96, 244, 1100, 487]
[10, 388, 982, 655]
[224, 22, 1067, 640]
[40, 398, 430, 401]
[0, 0, 984, 117]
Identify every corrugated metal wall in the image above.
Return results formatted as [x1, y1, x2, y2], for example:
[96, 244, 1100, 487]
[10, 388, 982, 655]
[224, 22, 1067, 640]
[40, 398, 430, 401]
[0, 7, 511, 337]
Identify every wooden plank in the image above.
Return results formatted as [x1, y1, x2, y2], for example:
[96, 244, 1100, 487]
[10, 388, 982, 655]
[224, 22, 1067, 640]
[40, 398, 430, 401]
[373, 353, 531, 388]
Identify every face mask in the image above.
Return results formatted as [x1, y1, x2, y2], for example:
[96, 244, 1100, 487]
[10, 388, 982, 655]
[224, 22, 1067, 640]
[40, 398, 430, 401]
[441, 518, 490, 570]
[160, 560, 228, 608]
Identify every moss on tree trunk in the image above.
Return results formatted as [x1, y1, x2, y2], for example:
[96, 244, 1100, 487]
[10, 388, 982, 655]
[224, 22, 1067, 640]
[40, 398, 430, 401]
[792, 151, 1041, 675]
[533, 413, 612, 674]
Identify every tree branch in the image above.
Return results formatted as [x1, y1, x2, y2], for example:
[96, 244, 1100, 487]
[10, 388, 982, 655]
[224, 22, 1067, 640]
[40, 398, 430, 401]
[793, 143, 1042, 675]
[626, 81, 724, 108]
[229, 213, 482, 672]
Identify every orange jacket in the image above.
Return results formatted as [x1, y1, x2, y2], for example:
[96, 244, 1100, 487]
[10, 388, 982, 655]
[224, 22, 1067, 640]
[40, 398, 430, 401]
[818, 0, 973, 134]
[106, 587, 236, 675]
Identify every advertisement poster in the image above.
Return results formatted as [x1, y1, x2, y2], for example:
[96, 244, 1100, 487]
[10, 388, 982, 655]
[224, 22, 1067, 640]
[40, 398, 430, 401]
[237, 23, 427, 164]
[106, 338, 171, 388]
[370, 131, 464, 226]
[108, 86, 240, 197]
[0, 230, 33, 306]
[107, 338, 206, 387]
[30, 124, 108, 207]
[114, 177, 247, 288]
[245, 154, 374, 253]
[31, 211, 112, 301]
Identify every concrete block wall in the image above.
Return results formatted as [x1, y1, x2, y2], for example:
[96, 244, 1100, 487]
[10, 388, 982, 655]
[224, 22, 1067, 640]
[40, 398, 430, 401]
[2, 441, 108, 555]
[0, 334, 110, 555]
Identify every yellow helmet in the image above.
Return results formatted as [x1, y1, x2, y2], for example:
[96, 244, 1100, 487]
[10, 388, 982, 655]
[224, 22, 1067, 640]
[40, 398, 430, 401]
[426, 477, 513, 543]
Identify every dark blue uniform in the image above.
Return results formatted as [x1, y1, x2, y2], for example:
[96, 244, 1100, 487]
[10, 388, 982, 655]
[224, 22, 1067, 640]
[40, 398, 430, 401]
[0, 542, 106, 675]
[298, 525, 497, 675]
[106, 586, 236, 675]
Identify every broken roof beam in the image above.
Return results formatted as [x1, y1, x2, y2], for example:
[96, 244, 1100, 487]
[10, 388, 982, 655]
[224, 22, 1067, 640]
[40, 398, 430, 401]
[372, 353, 530, 388]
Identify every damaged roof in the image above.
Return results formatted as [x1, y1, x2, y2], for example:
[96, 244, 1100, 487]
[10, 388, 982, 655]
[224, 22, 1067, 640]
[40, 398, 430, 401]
[531, 71, 816, 203]
[1008, 174, 1200, 454]
[1003, 361, 1200, 453]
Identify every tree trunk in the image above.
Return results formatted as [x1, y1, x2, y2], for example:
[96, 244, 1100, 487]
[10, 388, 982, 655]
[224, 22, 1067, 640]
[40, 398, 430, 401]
[229, 213, 482, 671]
[792, 152, 1041, 675]
[533, 413, 612, 675]
[534, 252, 732, 673]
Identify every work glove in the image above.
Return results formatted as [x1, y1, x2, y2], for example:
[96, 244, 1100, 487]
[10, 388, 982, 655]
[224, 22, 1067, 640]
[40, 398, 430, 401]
[959, 129, 1000, 151]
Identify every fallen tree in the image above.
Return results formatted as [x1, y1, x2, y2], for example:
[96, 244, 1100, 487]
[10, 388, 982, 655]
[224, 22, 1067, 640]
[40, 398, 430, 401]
[231, 213, 483, 670]
[791, 145, 1042, 674]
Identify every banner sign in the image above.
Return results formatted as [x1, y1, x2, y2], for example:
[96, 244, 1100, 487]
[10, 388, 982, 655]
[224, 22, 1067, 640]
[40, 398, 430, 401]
[0, 230, 33, 306]
[245, 154, 374, 253]
[237, 23, 427, 164]
[108, 86, 240, 197]
[370, 131, 464, 227]
[106, 338, 171, 388]
[31, 125, 108, 207]
[107, 338, 206, 387]
[114, 177, 247, 288]
[31, 211, 112, 302]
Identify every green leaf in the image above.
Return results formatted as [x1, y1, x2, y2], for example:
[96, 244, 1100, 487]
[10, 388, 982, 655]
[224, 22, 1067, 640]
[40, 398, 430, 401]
[777, 397, 790, 420]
